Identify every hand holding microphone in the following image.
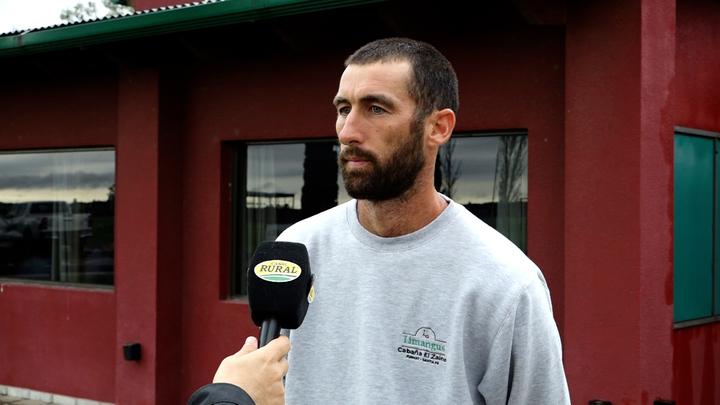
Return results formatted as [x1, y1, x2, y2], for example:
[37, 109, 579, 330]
[211, 335, 290, 405]
[188, 241, 313, 405]
[188, 336, 290, 405]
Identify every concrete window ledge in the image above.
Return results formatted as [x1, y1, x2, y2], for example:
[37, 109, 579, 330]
[0, 385, 113, 405]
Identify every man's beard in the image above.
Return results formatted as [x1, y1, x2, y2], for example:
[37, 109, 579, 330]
[339, 117, 425, 201]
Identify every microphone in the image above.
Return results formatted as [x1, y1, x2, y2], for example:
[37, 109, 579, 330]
[247, 241, 314, 347]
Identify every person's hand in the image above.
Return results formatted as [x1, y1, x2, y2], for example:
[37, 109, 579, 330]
[213, 336, 290, 405]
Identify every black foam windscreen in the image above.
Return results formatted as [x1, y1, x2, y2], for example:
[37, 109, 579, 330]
[247, 241, 313, 330]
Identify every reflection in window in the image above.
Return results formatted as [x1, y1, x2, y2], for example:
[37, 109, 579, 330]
[233, 142, 348, 295]
[0, 149, 115, 285]
[232, 133, 527, 295]
[436, 133, 528, 251]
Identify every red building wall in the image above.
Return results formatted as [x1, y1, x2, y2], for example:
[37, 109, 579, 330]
[564, 1, 720, 403]
[639, 0, 676, 403]
[672, 0, 720, 403]
[565, 1, 646, 401]
[564, 1, 680, 403]
[131, 0, 182, 11]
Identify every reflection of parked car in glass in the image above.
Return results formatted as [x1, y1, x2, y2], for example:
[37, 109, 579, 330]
[5, 201, 92, 241]
[0, 216, 22, 249]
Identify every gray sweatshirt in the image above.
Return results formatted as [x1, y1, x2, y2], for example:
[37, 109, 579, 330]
[278, 198, 570, 404]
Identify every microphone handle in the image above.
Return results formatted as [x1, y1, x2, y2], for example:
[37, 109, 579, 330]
[259, 318, 280, 347]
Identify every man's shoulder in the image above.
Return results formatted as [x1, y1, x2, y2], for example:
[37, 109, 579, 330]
[448, 203, 524, 256]
[447, 202, 543, 287]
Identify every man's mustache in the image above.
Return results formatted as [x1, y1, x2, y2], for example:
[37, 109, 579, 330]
[338, 145, 377, 164]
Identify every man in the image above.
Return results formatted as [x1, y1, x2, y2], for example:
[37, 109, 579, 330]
[188, 336, 290, 405]
[278, 38, 570, 403]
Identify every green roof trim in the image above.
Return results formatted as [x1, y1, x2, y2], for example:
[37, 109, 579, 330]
[0, 0, 385, 57]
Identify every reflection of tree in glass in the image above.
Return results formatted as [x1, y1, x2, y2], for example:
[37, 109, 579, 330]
[107, 183, 115, 203]
[437, 139, 462, 199]
[492, 136, 527, 252]
[492, 136, 527, 203]
[301, 143, 339, 217]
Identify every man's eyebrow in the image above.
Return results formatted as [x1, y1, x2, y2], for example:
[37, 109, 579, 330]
[332, 94, 397, 108]
[360, 94, 396, 108]
[333, 96, 348, 107]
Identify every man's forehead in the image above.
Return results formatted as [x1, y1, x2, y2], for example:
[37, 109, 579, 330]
[336, 60, 412, 101]
[341, 59, 412, 81]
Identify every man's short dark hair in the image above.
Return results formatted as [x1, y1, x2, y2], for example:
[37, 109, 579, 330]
[345, 37, 459, 119]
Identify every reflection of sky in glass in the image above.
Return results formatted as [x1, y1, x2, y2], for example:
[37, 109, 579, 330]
[247, 143, 350, 209]
[445, 135, 528, 204]
[247, 144, 304, 209]
[246, 134, 526, 208]
[0, 149, 115, 203]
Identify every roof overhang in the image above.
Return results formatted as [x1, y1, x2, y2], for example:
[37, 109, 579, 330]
[0, 0, 385, 57]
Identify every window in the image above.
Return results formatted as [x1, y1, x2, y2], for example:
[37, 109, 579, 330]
[0, 149, 115, 286]
[674, 128, 720, 325]
[230, 133, 528, 296]
[437, 133, 527, 251]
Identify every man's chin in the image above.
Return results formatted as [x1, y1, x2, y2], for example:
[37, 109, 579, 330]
[343, 176, 377, 200]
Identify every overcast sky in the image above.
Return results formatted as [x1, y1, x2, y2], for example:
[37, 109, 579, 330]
[0, 0, 107, 34]
[0, 150, 115, 203]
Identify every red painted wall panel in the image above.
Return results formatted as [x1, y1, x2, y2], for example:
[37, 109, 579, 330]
[0, 284, 115, 401]
[565, 1, 644, 403]
[0, 74, 117, 149]
[673, 324, 720, 405]
[675, 0, 720, 131]
[115, 67, 163, 405]
[672, 0, 720, 403]
[639, 0, 675, 402]
[131, 0, 184, 11]
[155, 73, 185, 405]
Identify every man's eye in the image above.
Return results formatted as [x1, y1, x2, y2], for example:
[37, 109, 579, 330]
[338, 106, 351, 116]
[370, 105, 385, 114]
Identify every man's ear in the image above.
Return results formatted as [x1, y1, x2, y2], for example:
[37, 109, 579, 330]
[427, 108, 456, 147]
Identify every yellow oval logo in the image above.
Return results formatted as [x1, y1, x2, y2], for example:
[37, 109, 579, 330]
[254, 260, 302, 283]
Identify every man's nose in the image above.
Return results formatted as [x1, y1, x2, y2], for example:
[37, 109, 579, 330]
[337, 110, 364, 145]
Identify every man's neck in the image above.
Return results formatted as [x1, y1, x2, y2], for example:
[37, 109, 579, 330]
[356, 178, 448, 238]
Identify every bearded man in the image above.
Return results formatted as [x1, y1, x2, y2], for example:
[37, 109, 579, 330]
[278, 37, 570, 405]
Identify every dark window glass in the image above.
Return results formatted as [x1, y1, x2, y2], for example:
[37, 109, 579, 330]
[674, 131, 720, 325]
[437, 133, 528, 251]
[0, 149, 115, 285]
[231, 141, 347, 295]
[231, 133, 527, 296]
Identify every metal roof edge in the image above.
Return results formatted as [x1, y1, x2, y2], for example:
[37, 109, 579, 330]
[0, 0, 385, 57]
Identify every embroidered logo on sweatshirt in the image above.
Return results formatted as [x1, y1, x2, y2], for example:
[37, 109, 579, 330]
[397, 327, 447, 365]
